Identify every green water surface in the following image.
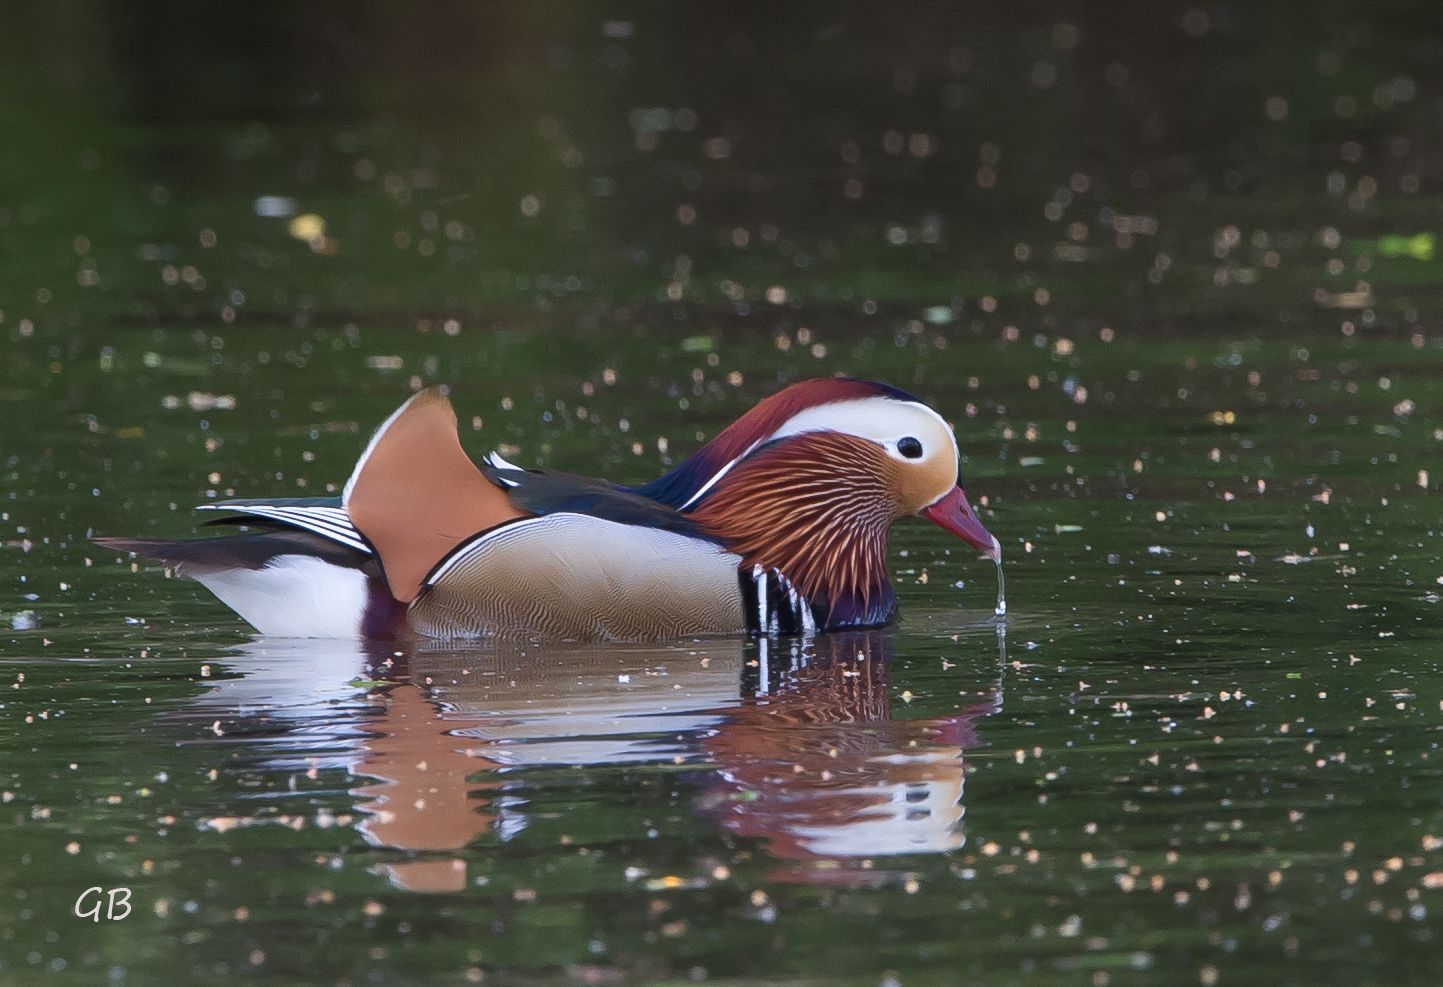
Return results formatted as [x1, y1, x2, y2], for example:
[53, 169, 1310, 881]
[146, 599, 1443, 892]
[3, 3, 1443, 985]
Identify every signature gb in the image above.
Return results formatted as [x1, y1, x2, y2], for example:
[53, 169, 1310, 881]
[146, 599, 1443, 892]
[74, 887, 131, 922]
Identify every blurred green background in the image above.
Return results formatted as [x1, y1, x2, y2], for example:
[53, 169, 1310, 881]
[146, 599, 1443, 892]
[4, 0, 1440, 335]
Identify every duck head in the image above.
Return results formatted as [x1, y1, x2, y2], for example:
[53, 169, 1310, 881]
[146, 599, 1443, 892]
[652, 378, 999, 629]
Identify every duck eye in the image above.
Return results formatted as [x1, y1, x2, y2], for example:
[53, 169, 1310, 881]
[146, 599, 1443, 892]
[897, 436, 923, 459]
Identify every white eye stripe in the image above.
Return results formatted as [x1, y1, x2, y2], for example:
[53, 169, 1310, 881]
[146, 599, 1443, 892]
[770, 398, 956, 463]
[678, 396, 957, 510]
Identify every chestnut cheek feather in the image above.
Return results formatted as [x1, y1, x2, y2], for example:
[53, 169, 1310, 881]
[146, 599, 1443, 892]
[921, 485, 1000, 561]
[690, 432, 898, 618]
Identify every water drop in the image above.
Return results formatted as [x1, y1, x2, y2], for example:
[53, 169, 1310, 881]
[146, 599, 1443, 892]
[993, 542, 1007, 617]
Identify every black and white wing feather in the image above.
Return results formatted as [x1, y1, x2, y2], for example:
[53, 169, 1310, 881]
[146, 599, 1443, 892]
[198, 498, 370, 554]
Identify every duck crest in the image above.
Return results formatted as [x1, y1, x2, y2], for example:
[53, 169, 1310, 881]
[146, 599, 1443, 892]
[688, 430, 901, 630]
[637, 377, 918, 510]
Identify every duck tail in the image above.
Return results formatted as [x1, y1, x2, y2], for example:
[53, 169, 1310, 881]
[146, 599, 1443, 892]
[93, 531, 397, 638]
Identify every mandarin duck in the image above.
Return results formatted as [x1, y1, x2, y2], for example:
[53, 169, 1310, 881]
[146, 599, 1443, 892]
[97, 377, 1000, 639]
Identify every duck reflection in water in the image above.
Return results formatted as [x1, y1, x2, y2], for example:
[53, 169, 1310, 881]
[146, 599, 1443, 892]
[699, 632, 999, 884]
[177, 628, 1004, 892]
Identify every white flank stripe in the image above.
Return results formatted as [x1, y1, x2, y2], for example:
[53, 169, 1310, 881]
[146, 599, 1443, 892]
[427, 513, 738, 587]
